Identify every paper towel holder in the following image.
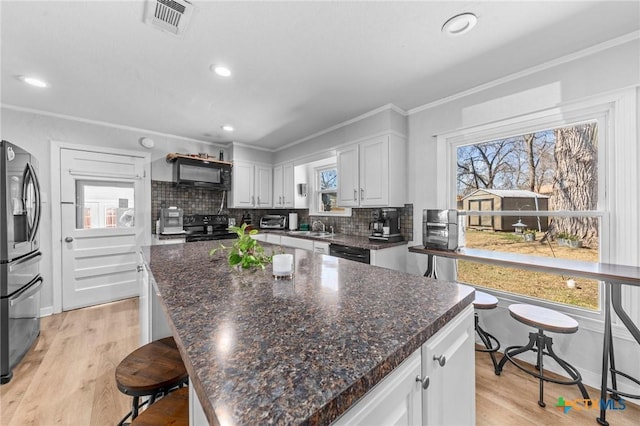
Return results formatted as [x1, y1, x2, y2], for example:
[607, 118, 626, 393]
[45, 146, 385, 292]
[297, 183, 307, 197]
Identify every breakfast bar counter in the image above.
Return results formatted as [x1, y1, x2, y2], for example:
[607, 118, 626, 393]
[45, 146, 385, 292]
[142, 241, 474, 425]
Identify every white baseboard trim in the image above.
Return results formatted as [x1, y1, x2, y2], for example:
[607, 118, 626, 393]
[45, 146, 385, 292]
[40, 306, 54, 317]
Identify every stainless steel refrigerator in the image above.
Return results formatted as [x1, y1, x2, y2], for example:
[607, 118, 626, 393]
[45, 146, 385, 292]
[1, 140, 43, 384]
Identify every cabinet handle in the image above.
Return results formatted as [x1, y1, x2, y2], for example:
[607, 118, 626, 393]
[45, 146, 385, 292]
[257, 196, 261, 205]
[360, 188, 364, 199]
[353, 189, 357, 201]
[433, 354, 446, 367]
[136, 265, 144, 272]
[252, 195, 255, 205]
[416, 375, 430, 390]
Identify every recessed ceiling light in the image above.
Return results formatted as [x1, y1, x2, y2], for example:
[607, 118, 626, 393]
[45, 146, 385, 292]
[442, 13, 477, 36]
[18, 75, 49, 88]
[221, 125, 234, 132]
[211, 65, 232, 77]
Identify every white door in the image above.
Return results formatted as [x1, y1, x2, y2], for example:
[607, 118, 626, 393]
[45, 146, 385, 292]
[282, 162, 295, 208]
[60, 148, 147, 311]
[230, 161, 255, 208]
[336, 144, 359, 207]
[273, 165, 284, 207]
[254, 164, 273, 208]
[360, 136, 389, 206]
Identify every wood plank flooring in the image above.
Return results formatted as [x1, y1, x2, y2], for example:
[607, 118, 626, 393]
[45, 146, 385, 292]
[1, 298, 638, 425]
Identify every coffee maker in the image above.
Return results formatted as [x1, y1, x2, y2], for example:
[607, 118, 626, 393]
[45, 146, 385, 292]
[369, 208, 403, 242]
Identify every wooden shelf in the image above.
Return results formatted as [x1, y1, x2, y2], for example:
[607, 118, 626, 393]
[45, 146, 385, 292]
[165, 153, 233, 166]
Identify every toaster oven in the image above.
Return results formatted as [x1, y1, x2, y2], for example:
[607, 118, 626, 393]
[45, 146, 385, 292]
[422, 209, 460, 251]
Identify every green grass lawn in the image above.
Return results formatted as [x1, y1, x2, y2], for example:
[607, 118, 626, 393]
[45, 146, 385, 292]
[457, 230, 599, 310]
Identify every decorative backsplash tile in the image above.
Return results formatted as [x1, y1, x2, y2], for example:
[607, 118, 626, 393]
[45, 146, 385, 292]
[152, 180, 413, 240]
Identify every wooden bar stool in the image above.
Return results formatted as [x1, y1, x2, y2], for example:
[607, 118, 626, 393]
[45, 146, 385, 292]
[496, 304, 590, 407]
[115, 337, 188, 425]
[474, 291, 501, 374]
[131, 387, 189, 426]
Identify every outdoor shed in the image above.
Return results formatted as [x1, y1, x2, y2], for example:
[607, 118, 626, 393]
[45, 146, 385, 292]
[462, 189, 549, 232]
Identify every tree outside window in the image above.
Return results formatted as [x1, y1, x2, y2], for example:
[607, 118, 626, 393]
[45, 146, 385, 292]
[456, 121, 601, 309]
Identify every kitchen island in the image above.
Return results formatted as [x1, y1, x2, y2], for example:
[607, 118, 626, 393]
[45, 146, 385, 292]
[141, 241, 475, 425]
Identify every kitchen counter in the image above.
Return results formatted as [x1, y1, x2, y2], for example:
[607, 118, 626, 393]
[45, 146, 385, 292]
[143, 241, 474, 425]
[257, 229, 407, 250]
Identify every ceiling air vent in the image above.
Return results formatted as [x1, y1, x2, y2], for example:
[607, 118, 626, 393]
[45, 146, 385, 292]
[145, 0, 193, 36]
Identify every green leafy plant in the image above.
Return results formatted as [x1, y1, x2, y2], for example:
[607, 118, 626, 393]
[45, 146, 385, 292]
[209, 223, 273, 269]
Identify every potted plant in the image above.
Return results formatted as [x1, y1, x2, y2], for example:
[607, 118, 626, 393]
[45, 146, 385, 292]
[566, 234, 582, 249]
[523, 229, 536, 241]
[557, 232, 569, 247]
[209, 223, 273, 270]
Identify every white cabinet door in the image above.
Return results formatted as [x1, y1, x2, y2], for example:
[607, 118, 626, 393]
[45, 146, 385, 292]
[231, 161, 255, 208]
[422, 305, 475, 426]
[273, 165, 284, 207]
[265, 233, 281, 245]
[282, 163, 295, 208]
[281, 236, 314, 250]
[337, 144, 359, 207]
[313, 241, 330, 254]
[255, 164, 273, 208]
[370, 243, 407, 272]
[332, 349, 422, 426]
[359, 136, 389, 206]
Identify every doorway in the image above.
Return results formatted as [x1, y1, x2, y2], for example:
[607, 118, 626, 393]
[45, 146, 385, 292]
[51, 142, 151, 312]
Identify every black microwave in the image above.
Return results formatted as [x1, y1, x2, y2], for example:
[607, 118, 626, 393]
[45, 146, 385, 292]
[173, 157, 232, 190]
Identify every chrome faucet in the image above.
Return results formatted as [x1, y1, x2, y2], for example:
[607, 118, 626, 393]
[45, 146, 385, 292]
[312, 220, 325, 233]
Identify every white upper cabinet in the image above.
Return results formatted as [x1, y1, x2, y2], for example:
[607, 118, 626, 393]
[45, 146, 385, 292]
[337, 134, 406, 207]
[230, 161, 272, 208]
[273, 162, 294, 208]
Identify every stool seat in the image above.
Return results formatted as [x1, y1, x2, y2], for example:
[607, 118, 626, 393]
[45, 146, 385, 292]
[116, 336, 188, 396]
[131, 387, 189, 426]
[474, 291, 498, 309]
[115, 337, 188, 424]
[509, 304, 578, 334]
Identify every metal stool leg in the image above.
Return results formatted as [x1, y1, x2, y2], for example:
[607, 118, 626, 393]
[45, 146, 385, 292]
[497, 331, 537, 374]
[535, 330, 546, 407]
[475, 313, 501, 374]
[543, 335, 590, 402]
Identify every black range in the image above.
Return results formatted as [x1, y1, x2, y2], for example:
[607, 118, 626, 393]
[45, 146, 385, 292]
[183, 214, 236, 242]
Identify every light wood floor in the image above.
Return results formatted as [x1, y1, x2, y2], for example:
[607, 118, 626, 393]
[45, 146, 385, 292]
[1, 298, 638, 425]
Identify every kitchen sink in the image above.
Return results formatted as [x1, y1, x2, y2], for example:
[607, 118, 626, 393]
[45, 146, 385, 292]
[287, 230, 311, 235]
[286, 231, 334, 238]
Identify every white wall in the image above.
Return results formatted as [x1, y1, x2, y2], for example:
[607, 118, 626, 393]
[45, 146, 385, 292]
[406, 37, 640, 397]
[0, 107, 225, 312]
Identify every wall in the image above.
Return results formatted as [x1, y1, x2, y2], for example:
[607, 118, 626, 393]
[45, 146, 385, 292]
[0, 107, 226, 312]
[406, 37, 640, 396]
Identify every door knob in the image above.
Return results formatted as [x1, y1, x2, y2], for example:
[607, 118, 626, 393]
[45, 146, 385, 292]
[433, 354, 447, 367]
[416, 375, 430, 390]
[64, 237, 74, 243]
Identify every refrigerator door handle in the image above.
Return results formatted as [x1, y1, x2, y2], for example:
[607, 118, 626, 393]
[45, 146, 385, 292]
[10, 276, 43, 307]
[8, 251, 42, 272]
[23, 163, 42, 243]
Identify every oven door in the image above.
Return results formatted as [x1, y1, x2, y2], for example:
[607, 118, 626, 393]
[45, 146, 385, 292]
[1, 275, 42, 383]
[423, 222, 457, 250]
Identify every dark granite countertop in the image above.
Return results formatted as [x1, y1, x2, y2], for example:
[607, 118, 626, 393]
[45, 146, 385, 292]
[259, 229, 408, 250]
[143, 241, 474, 425]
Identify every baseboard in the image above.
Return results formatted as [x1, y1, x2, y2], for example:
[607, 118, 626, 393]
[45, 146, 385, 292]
[40, 306, 54, 317]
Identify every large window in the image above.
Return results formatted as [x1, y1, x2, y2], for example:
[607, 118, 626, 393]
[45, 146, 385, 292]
[454, 120, 603, 310]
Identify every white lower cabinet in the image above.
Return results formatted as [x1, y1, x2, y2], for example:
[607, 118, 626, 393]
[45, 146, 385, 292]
[422, 305, 475, 426]
[138, 251, 172, 345]
[264, 233, 281, 245]
[313, 241, 330, 254]
[281, 235, 314, 250]
[333, 350, 422, 426]
[370, 243, 407, 272]
[333, 305, 474, 426]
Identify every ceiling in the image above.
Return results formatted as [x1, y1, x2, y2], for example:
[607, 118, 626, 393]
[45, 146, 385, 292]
[2, 1, 639, 151]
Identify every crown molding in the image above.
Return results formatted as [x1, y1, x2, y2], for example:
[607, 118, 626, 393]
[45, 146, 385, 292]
[232, 140, 274, 152]
[1, 103, 230, 147]
[275, 103, 408, 152]
[408, 30, 640, 116]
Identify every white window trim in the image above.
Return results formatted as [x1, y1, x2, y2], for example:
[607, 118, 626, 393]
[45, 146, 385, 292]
[435, 88, 638, 338]
[309, 164, 352, 217]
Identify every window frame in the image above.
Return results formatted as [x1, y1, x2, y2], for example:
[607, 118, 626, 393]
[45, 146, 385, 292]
[437, 100, 616, 321]
[309, 164, 352, 217]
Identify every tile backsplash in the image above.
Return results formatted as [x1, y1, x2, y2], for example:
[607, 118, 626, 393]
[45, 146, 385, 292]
[152, 180, 413, 241]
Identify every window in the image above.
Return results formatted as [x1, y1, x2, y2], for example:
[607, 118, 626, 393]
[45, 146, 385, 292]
[452, 118, 604, 311]
[76, 180, 135, 229]
[311, 165, 350, 216]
